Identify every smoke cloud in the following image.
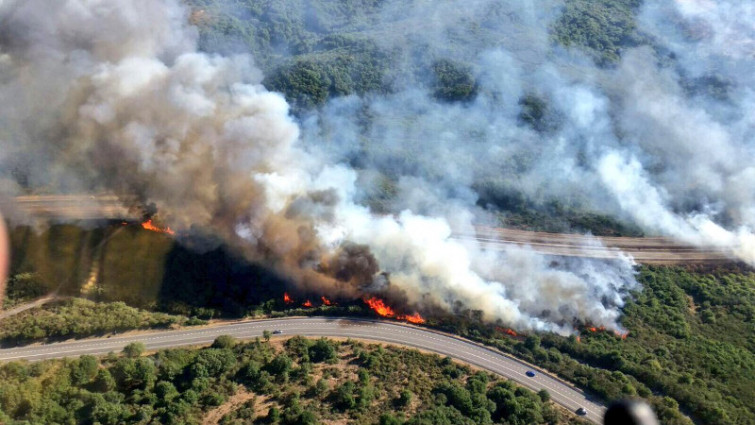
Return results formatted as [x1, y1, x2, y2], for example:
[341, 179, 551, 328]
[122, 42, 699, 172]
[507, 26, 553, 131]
[3, 0, 750, 334]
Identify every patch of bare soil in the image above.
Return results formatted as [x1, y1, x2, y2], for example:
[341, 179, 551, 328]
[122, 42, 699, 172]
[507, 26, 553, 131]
[687, 295, 699, 314]
[202, 387, 256, 425]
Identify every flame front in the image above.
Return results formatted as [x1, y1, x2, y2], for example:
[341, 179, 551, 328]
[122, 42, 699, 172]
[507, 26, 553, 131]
[302, 300, 313, 308]
[365, 297, 396, 317]
[399, 312, 426, 324]
[283, 292, 293, 304]
[321, 296, 334, 306]
[364, 297, 425, 324]
[141, 219, 175, 235]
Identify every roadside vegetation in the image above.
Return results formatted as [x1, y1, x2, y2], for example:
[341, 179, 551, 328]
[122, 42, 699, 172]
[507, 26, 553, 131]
[0, 335, 585, 425]
[0, 298, 202, 347]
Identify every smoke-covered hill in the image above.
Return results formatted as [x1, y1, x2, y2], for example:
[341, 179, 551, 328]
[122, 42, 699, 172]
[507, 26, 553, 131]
[188, 0, 754, 254]
[0, 0, 752, 335]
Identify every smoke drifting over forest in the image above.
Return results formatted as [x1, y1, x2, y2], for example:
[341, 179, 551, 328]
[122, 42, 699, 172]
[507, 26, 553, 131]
[0, 0, 752, 333]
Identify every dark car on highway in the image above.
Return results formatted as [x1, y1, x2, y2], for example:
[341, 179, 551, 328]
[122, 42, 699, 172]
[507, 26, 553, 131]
[525, 370, 536, 377]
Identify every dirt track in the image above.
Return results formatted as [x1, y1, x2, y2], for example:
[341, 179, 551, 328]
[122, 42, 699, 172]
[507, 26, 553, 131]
[7, 195, 735, 265]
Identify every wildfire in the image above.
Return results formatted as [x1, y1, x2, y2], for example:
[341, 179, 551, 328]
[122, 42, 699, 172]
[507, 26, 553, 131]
[141, 219, 175, 235]
[496, 327, 518, 337]
[321, 296, 334, 306]
[283, 292, 293, 304]
[363, 297, 425, 324]
[586, 326, 606, 333]
[365, 297, 396, 317]
[400, 312, 426, 324]
[302, 300, 313, 308]
[614, 331, 629, 340]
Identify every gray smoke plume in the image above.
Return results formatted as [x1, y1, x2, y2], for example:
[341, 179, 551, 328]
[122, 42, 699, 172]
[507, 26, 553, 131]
[17, 0, 755, 334]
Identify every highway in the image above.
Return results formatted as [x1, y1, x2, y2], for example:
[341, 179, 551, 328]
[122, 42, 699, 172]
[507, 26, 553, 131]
[8, 195, 735, 265]
[467, 227, 732, 265]
[0, 317, 605, 423]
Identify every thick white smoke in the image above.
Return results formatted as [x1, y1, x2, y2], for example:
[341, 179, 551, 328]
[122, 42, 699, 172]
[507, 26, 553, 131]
[1, 0, 662, 334]
[298, 0, 755, 266]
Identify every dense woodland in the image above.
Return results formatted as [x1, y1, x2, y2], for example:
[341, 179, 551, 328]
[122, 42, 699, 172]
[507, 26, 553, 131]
[182, 0, 651, 237]
[0, 336, 585, 425]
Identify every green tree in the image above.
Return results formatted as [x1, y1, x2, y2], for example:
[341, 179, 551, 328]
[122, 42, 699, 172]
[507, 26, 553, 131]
[92, 369, 116, 393]
[380, 414, 402, 425]
[267, 354, 293, 376]
[431, 59, 477, 102]
[309, 338, 337, 363]
[397, 389, 413, 408]
[70, 355, 98, 386]
[334, 381, 356, 410]
[154, 381, 180, 403]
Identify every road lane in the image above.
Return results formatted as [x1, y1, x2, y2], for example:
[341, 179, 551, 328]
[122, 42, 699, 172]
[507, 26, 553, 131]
[0, 317, 605, 423]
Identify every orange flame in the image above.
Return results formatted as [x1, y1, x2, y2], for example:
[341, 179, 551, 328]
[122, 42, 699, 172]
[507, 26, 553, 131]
[302, 300, 313, 308]
[364, 297, 425, 324]
[588, 327, 597, 332]
[496, 327, 518, 337]
[283, 292, 293, 304]
[365, 297, 396, 317]
[141, 219, 175, 235]
[321, 296, 334, 306]
[576, 336, 582, 344]
[399, 312, 426, 324]
[614, 331, 629, 340]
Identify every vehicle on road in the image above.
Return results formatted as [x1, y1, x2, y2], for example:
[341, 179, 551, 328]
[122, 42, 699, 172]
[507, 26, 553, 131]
[525, 370, 536, 377]
[576, 407, 587, 416]
[272, 330, 283, 334]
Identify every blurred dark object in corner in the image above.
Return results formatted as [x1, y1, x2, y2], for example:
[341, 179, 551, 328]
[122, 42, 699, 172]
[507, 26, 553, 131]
[605, 400, 659, 425]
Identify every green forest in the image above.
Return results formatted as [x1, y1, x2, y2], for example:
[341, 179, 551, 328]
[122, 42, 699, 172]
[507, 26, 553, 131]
[0, 336, 585, 425]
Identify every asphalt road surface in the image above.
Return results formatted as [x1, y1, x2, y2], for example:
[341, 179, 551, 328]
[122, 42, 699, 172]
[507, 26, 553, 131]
[0, 317, 605, 423]
[466, 226, 732, 265]
[9, 195, 734, 264]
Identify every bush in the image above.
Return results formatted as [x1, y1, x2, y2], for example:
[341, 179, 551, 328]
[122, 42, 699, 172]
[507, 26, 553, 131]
[123, 342, 145, 358]
[212, 335, 237, 349]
